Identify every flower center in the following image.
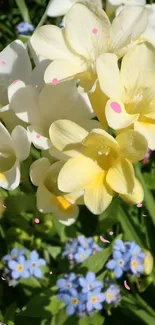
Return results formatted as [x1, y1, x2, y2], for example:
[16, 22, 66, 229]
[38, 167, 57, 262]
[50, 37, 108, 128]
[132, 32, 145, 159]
[72, 298, 79, 305]
[51, 196, 73, 212]
[32, 262, 37, 267]
[66, 283, 72, 288]
[88, 284, 93, 289]
[107, 293, 113, 300]
[118, 259, 124, 266]
[131, 260, 138, 268]
[91, 296, 97, 303]
[81, 253, 86, 259]
[17, 264, 24, 272]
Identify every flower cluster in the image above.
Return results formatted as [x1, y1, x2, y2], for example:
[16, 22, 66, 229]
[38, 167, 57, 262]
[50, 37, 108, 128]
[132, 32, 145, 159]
[62, 236, 103, 267]
[106, 239, 153, 278]
[3, 248, 46, 284]
[57, 272, 121, 316]
[16, 22, 34, 35]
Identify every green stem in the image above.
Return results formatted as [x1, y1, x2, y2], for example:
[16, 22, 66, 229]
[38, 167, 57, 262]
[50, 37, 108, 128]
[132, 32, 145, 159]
[135, 164, 155, 226]
[36, 0, 52, 29]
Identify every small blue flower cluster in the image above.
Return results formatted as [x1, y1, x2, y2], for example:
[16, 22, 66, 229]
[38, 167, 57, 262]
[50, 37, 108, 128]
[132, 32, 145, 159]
[106, 239, 146, 278]
[16, 22, 34, 35]
[3, 248, 46, 283]
[62, 236, 103, 268]
[57, 272, 121, 316]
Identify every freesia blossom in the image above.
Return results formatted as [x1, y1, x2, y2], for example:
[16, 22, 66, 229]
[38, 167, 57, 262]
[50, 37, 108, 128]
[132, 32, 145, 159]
[31, 1, 148, 94]
[106, 0, 146, 18]
[47, 0, 102, 17]
[96, 43, 155, 150]
[30, 158, 82, 225]
[49, 120, 147, 214]
[0, 122, 30, 190]
[8, 79, 93, 151]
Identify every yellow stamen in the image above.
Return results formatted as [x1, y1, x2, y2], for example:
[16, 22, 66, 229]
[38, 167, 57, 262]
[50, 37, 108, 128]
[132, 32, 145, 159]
[91, 296, 97, 303]
[72, 298, 79, 305]
[51, 196, 73, 212]
[16, 264, 24, 272]
[107, 293, 113, 300]
[131, 260, 138, 268]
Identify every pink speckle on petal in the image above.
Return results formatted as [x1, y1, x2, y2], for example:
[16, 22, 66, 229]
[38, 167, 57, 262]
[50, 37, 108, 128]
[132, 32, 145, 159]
[12, 80, 20, 84]
[1, 60, 6, 65]
[96, 297, 100, 301]
[109, 231, 113, 235]
[36, 134, 41, 139]
[92, 28, 98, 34]
[35, 218, 40, 224]
[110, 102, 122, 113]
[137, 203, 143, 208]
[52, 78, 58, 85]
[35, 85, 38, 88]
[105, 35, 110, 38]
[1, 277, 6, 280]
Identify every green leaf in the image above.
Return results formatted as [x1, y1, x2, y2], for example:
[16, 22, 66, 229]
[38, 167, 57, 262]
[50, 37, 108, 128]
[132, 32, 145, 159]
[15, 0, 32, 23]
[4, 194, 36, 217]
[78, 312, 105, 325]
[76, 245, 112, 273]
[143, 173, 155, 190]
[19, 291, 64, 318]
[4, 302, 16, 325]
[46, 245, 61, 259]
[20, 276, 41, 289]
[96, 197, 119, 233]
[51, 309, 76, 325]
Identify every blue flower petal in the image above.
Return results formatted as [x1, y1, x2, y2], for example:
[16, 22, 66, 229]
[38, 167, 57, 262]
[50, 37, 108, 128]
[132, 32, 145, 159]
[21, 270, 30, 278]
[30, 250, 38, 261]
[57, 278, 66, 288]
[86, 272, 95, 283]
[12, 270, 20, 279]
[106, 259, 116, 270]
[66, 304, 75, 315]
[34, 267, 42, 278]
[86, 301, 93, 312]
[79, 277, 87, 287]
[61, 294, 71, 304]
[114, 266, 123, 278]
[18, 255, 25, 264]
[94, 302, 102, 310]
[8, 260, 17, 270]
[113, 251, 122, 259]
[38, 258, 46, 266]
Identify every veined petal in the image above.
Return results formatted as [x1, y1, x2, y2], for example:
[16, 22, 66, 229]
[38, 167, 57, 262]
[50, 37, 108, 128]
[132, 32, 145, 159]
[0, 121, 13, 148]
[96, 53, 124, 99]
[58, 155, 102, 193]
[121, 43, 155, 90]
[105, 99, 139, 130]
[27, 125, 51, 150]
[49, 120, 88, 153]
[30, 25, 78, 61]
[88, 82, 109, 130]
[30, 158, 51, 186]
[47, 0, 73, 17]
[134, 120, 155, 150]
[11, 126, 31, 161]
[44, 59, 86, 84]
[1, 160, 20, 190]
[9, 82, 40, 124]
[110, 6, 148, 54]
[120, 178, 144, 205]
[106, 158, 135, 194]
[116, 129, 148, 163]
[82, 128, 119, 152]
[84, 171, 113, 214]
[64, 1, 111, 60]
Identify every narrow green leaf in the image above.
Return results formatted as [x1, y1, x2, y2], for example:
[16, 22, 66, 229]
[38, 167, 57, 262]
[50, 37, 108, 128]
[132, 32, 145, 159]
[15, 0, 32, 23]
[4, 302, 16, 325]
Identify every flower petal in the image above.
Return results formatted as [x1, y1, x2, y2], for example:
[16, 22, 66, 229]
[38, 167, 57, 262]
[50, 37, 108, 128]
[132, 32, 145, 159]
[116, 129, 148, 163]
[49, 119, 88, 154]
[120, 178, 144, 205]
[105, 99, 139, 130]
[34, 268, 42, 278]
[12, 270, 20, 279]
[30, 250, 38, 261]
[110, 6, 148, 55]
[8, 260, 17, 270]
[106, 259, 116, 270]
[27, 125, 51, 150]
[30, 158, 51, 186]
[106, 158, 135, 194]
[96, 53, 123, 98]
[1, 160, 20, 190]
[11, 126, 31, 161]
[84, 172, 113, 214]
[65, 1, 111, 60]
[58, 155, 102, 193]
[82, 128, 119, 152]
[134, 120, 155, 150]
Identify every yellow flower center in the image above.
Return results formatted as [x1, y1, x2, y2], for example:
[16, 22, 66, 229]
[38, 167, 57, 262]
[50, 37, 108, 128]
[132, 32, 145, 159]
[16, 264, 24, 272]
[72, 298, 79, 305]
[51, 196, 73, 212]
[91, 296, 97, 303]
[81, 253, 86, 259]
[131, 260, 138, 268]
[107, 293, 113, 300]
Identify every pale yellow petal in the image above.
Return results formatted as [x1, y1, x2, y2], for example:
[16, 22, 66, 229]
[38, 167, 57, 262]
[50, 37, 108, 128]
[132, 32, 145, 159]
[120, 178, 144, 205]
[116, 129, 148, 163]
[65, 1, 111, 60]
[44, 59, 86, 84]
[84, 171, 113, 214]
[105, 99, 139, 130]
[30, 158, 51, 186]
[96, 53, 124, 99]
[88, 82, 108, 130]
[58, 155, 102, 193]
[49, 120, 88, 154]
[82, 128, 119, 152]
[121, 43, 155, 90]
[106, 158, 135, 194]
[134, 120, 155, 150]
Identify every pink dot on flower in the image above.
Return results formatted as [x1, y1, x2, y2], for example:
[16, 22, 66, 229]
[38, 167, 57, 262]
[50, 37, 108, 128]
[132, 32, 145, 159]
[12, 79, 19, 84]
[96, 297, 100, 301]
[1, 60, 6, 65]
[35, 85, 38, 88]
[1, 277, 6, 280]
[52, 78, 58, 85]
[110, 102, 122, 113]
[137, 203, 143, 208]
[105, 35, 110, 38]
[36, 134, 41, 139]
[92, 28, 98, 34]
[109, 231, 113, 235]
[35, 218, 40, 224]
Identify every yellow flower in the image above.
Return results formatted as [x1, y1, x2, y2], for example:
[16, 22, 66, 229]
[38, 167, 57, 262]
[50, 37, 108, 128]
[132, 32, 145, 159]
[30, 1, 148, 93]
[143, 249, 153, 275]
[97, 42, 155, 149]
[30, 157, 82, 225]
[49, 120, 147, 214]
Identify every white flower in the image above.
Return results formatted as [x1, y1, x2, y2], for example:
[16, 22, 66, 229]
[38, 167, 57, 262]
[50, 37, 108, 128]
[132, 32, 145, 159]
[8, 79, 94, 152]
[47, 0, 102, 17]
[30, 157, 82, 225]
[106, 0, 146, 18]
[0, 122, 30, 190]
